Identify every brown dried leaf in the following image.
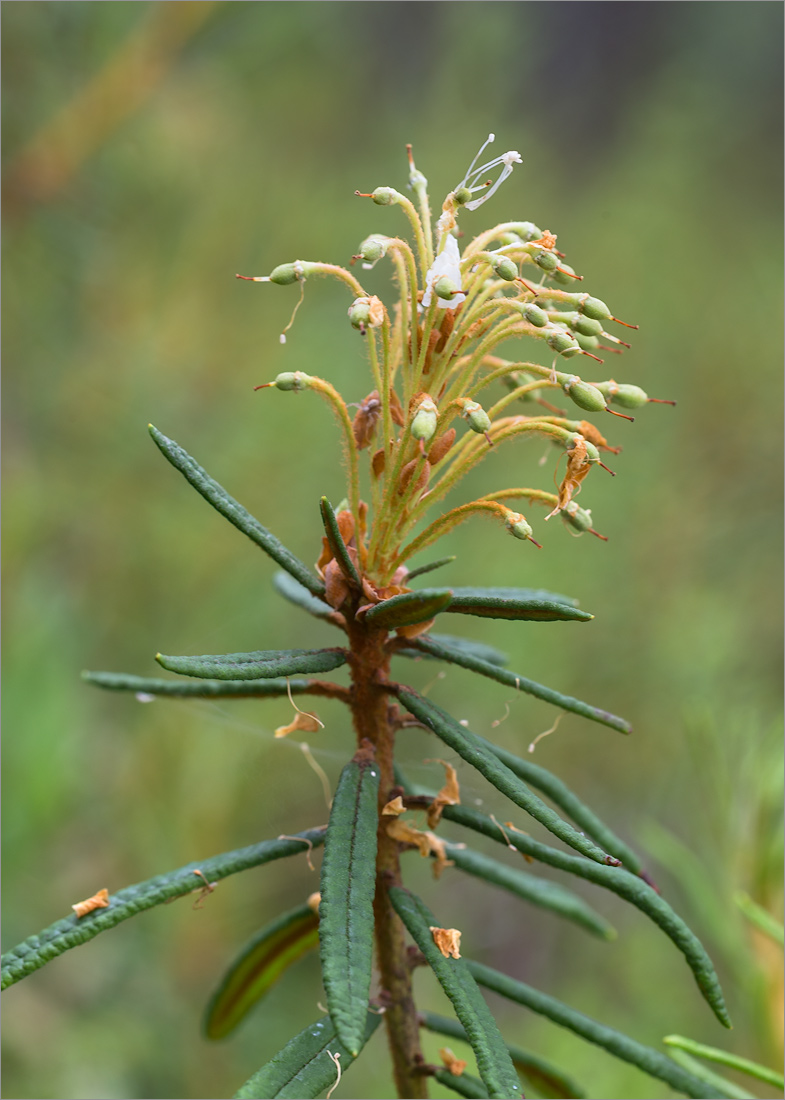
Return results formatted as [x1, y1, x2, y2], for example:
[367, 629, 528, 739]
[324, 559, 350, 609]
[439, 1048, 467, 1076]
[72, 887, 110, 918]
[275, 711, 323, 738]
[429, 926, 462, 959]
[426, 760, 461, 829]
[382, 796, 405, 816]
[428, 428, 456, 465]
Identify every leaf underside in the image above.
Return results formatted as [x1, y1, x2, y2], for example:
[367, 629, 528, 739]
[204, 904, 319, 1040]
[82, 670, 327, 699]
[364, 587, 454, 630]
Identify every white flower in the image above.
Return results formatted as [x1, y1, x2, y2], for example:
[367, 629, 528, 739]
[455, 133, 522, 211]
[422, 235, 466, 309]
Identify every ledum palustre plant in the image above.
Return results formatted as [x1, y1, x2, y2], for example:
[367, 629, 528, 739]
[4, 136, 737, 1100]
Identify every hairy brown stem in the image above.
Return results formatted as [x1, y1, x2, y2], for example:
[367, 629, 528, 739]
[346, 617, 428, 1099]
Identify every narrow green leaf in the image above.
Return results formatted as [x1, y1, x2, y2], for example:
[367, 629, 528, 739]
[421, 1011, 587, 1099]
[82, 670, 329, 699]
[1, 828, 326, 990]
[364, 588, 454, 630]
[396, 634, 509, 667]
[447, 847, 616, 940]
[410, 634, 631, 734]
[319, 496, 361, 587]
[439, 802, 731, 1029]
[149, 425, 324, 596]
[395, 688, 618, 866]
[468, 961, 735, 1100]
[664, 1050, 756, 1100]
[472, 734, 642, 871]
[664, 1035, 784, 1090]
[389, 886, 522, 1100]
[155, 647, 347, 681]
[433, 1068, 490, 1098]
[445, 587, 591, 622]
[320, 744, 380, 1056]
[406, 555, 457, 581]
[273, 571, 336, 622]
[733, 890, 785, 945]
[233, 1011, 381, 1099]
[204, 904, 319, 1040]
[448, 586, 579, 607]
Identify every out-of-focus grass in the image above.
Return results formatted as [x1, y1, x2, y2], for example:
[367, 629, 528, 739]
[3, 4, 782, 1098]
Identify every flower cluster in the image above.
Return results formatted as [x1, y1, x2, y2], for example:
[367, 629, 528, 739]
[241, 135, 673, 595]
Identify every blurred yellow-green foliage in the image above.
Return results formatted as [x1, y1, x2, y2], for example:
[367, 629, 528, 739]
[3, 3, 782, 1098]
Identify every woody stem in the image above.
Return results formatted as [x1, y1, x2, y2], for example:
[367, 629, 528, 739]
[346, 618, 428, 1099]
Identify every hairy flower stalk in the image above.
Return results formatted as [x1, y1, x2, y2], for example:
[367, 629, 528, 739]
[13, 137, 737, 1100]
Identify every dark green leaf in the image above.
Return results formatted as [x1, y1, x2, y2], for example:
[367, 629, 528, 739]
[421, 1012, 587, 1099]
[664, 1051, 755, 1100]
[472, 734, 641, 870]
[320, 744, 380, 1056]
[155, 647, 347, 681]
[410, 634, 630, 734]
[364, 588, 454, 630]
[396, 633, 509, 667]
[405, 555, 457, 581]
[395, 688, 618, 865]
[447, 847, 616, 940]
[204, 904, 319, 1040]
[149, 425, 324, 596]
[467, 961, 735, 1099]
[433, 1068, 490, 1098]
[1, 828, 326, 990]
[443, 586, 589, 622]
[319, 496, 361, 587]
[273, 571, 337, 622]
[233, 1011, 381, 1099]
[82, 670, 331, 699]
[440, 803, 731, 1029]
[389, 886, 522, 1100]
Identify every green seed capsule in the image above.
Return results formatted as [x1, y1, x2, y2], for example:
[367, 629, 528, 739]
[358, 234, 389, 264]
[508, 221, 542, 241]
[348, 299, 372, 330]
[575, 333, 600, 351]
[580, 296, 612, 321]
[273, 371, 313, 391]
[524, 304, 549, 327]
[574, 316, 603, 337]
[433, 275, 463, 301]
[549, 263, 577, 286]
[562, 377, 607, 413]
[461, 400, 492, 435]
[371, 187, 397, 205]
[546, 327, 580, 355]
[594, 381, 648, 408]
[561, 501, 594, 533]
[533, 249, 559, 272]
[491, 255, 519, 281]
[506, 512, 534, 541]
[268, 263, 300, 286]
[454, 186, 472, 205]
[411, 396, 439, 443]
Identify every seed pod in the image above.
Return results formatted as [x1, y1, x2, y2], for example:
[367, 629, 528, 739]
[267, 261, 317, 285]
[575, 333, 601, 351]
[272, 371, 314, 391]
[574, 316, 603, 337]
[490, 255, 518, 281]
[524, 304, 549, 327]
[533, 248, 559, 272]
[562, 377, 607, 413]
[594, 381, 649, 408]
[453, 186, 472, 205]
[505, 512, 536, 543]
[549, 262, 578, 286]
[579, 295, 612, 321]
[356, 233, 389, 265]
[433, 276, 463, 301]
[428, 428, 456, 465]
[411, 395, 439, 443]
[561, 501, 594, 533]
[459, 400, 492, 436]
[370, 186, 397, 205]
[507, 221, 542, 241]
[545, 326, 581, 356]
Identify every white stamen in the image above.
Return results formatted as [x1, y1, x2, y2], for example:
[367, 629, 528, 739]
[421, 235, 466, 309]
[455, 136, 522, 212]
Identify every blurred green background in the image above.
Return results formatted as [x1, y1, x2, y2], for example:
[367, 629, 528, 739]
[3, 3, 782, 1098]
